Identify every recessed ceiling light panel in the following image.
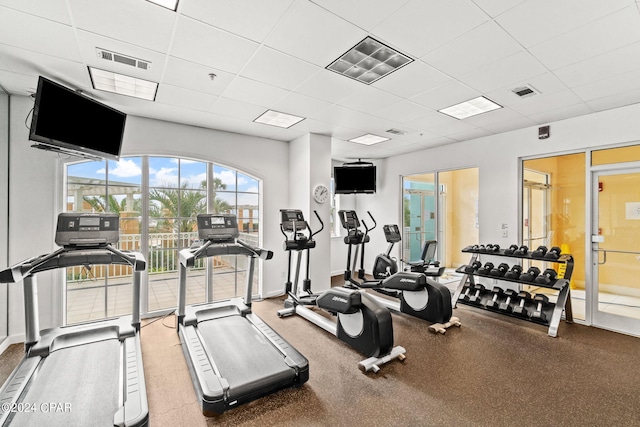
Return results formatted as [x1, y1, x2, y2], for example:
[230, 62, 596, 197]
[349, 134, 390, 145]
[327, 37, 413, 85]
[438, 96, 502, 120]
[254, 110, 305, 128]
[88, 67, 158, 101]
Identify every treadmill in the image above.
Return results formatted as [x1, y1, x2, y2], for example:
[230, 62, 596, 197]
[0, 213, 148, 427]
[176, 213, 308, 416]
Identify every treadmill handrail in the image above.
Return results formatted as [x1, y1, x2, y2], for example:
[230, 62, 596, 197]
[179, 240, 272, 267]
[0, 245, 145, 283]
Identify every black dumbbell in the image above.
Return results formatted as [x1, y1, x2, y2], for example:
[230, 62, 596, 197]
[513, 245, 529, 256]
[504, 264, 523, 279]
[485, 287, 504, 310]
[534, 268, 558, 285]
[504, 244, 519, 255]
[464, 260, 482, 273]
[478, 244, 488, 253]
[512, 291, 532, 317]
[463, 244, 476, 251]
[489, 263, 510, 277]
[531, 294, 550, 322]
[544, 246, 562, 260]
[466, 284, 486, 305]
[486, 244, 500, 253]
[519, 266, 541, 282]
[498, 289, 518, 312]
[477, 262, 494, 275]
[458, 285, 473, 301]
[531, 245, 548, 258]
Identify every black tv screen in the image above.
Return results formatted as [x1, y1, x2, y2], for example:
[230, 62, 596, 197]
[29, 76, 126, 160]
[334, 165, 376, 194]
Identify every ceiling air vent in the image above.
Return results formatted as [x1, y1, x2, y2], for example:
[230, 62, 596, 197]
[96, 48, 151, 70]
[386, 128, 408, 135]
[512, 85, 538, 98]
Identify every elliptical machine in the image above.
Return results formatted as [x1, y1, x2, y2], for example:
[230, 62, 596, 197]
[339, 210, 460, 334]
[277, 209, 406, 373]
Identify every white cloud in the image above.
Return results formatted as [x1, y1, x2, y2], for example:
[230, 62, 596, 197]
[96, 159, 142, 178]
[182, 173, 206, 189]
[216, 170, 248, 187]
[150, 167, 178, 186]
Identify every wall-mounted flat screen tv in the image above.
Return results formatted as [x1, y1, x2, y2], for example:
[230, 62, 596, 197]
[29, 76, 126, 160]
[334, 163, 376, 194]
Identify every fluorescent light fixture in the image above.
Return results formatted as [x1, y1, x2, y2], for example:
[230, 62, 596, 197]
[89, 67, 158, 101]
[327, 36, 413, 85]
[349, 134, 390, 145]
[254, 110, 305, 128]
[438, 96, 502, 119]
[147, 0, 179, 11]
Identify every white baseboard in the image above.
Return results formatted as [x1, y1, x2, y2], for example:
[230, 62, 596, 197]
[0, 333, 25, 356]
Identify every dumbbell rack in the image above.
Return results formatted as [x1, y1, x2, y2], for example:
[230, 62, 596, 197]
[452, 247, 574, 337]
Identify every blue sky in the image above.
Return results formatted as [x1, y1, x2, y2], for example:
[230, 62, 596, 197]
[67, 157, 259, 194]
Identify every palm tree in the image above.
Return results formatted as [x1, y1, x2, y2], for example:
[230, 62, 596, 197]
[83, 194, 141, 214]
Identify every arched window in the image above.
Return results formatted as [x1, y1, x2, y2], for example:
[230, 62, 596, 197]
[65, 156, 261, 324]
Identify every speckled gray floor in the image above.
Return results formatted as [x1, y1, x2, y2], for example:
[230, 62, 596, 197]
[2, 290, 640, 426]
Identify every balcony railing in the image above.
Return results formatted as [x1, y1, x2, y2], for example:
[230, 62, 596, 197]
[66, 231, 259, 283]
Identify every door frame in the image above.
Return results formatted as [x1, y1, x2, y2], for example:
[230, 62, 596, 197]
[588, 160, 640, 336]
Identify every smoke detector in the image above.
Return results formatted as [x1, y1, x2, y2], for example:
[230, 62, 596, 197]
[96, 48, 151, 70]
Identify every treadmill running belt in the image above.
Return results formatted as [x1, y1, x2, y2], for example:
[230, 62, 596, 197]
[9, 339, 120, 427]
[198, 315, 295, 401]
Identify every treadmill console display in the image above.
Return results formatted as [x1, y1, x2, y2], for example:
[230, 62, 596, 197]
[55, 213, 120, 247]
[383, 224, 402, 243]
[197, 214, 239, 242]
[280, 210, 306, 231]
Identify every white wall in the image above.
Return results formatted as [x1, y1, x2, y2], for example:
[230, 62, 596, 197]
[6, 97, 291, 338]
[356, 102, 640, 273]
[0, 91, 9, 345]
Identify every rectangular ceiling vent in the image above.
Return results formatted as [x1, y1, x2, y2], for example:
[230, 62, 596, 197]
[386, 128, 408, 135]
[512, 84, 538, 98]
[96, 48, 151, 70]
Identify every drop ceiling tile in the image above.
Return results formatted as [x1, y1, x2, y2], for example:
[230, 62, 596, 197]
[371, 0, 488, 58]
[554, 41, 640, 88]
[180, 0, 294, 42]
[410, 80, 480, 110]
[171, 16, 259, 73]
[464, 106, 524, 127]
[572, 69, 640, 102]
[480, 115, 537, 134]
[372, 60, 450, 98]
[586, 89, 640, 112]
[264, 0, 367, 67]
[163, 57, 234, 96]
[209, 97, 272, 122]
[155, 84, 217, 112]
[423, 21, 522, 78]
[271, 92, 331, 118]
[484, 72, 570, 107]
[529, 7, 640, 70]
[448, 127, 492, 142]
[292, 117, 335, 135]
[529, 102, 593, 124]
[470, 0, 526, 18]
[240, 46, 320, 91]
[0, 0, 71, 24]
[0, 7, 81, 62]
[152, 103, 211, 128]
[69, 0, 176, 53]
[496, 0, 632, 48]
[311, 104, 387, 131]
[428, 119, 479, 137]
[458, 51, 547, 93]
[337, 87, 402, 115]
[375, 100, 433, 123]
[459, 52, 547, 93]
[508, 89, 584, 116]
[310, 0, 411, 31]
[404, 111, 459, 130]
[0, 44, 87, 88]
[222, 76, 290, 108]
[0, 69, 39, 95]
[294, 69, 361, 103]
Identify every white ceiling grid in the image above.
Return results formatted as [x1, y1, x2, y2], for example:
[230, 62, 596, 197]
[0, 0, 639, 160]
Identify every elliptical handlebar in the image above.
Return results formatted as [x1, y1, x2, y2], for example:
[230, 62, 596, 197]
[311, 210, 325, 238]
[361, 211, 377, 235]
